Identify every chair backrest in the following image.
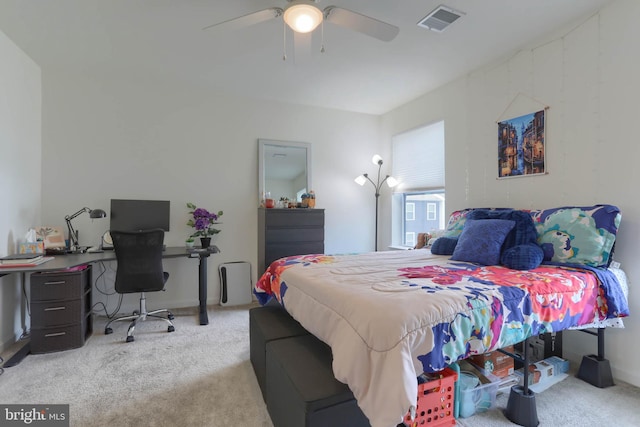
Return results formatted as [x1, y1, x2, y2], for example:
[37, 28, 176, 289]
[110, 228, 167, 294]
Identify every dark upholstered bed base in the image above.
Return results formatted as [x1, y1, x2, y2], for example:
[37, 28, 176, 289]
[249, 303, 309, 399]
[266, 335, 371, 427]
[250, 304, 371, 427]
[250, 303, 615, 427]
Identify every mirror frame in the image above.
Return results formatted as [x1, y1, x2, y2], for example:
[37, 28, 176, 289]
[258, 139, 312, 203]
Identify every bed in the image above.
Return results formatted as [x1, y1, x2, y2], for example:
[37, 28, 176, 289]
[254, 205, 629, 427]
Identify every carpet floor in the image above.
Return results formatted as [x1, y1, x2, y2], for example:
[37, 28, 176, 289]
[0, 304, 637, 426]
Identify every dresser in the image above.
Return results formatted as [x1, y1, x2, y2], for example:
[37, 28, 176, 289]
[258, 208, 325, 274]
[30, 266, 93, 354]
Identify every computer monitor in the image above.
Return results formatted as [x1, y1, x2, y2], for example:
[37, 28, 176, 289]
[109, 199, 170, 232]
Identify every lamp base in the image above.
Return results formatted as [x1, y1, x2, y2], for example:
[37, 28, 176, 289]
[67, 247, 88, 254]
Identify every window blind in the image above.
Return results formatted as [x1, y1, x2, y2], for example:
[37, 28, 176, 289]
[392, 120, 445, 192]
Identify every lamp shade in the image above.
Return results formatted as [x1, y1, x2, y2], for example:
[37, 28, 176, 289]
[284, 2, 323, 33]
[371, 154, 383, 165]
[354, 175, 367, 186]
[386, 176, 399, 188]
[89, 208, 107, 219]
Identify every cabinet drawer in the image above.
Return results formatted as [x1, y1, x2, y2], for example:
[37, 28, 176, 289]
[264, 210, 324, 227]
[266, 227, 324, 243]
[30, 321, 88, 354]
[266, 242, 325, 266]
[31, 299, 84, 328]
[30, 268, 90, 302]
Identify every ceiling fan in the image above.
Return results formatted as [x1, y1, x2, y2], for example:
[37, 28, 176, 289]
[203, 0, 399, 43]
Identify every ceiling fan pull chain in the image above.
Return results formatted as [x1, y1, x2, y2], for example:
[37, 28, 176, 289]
[282, 19, 287, 61]
[321, 19, 325, 53]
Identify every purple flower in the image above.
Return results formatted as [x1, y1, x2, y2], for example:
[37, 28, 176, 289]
[187, 203, 223, 238]
[193, 208, 209, 218]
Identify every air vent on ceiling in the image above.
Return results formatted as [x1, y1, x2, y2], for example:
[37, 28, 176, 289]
[417, 5, 464, 33]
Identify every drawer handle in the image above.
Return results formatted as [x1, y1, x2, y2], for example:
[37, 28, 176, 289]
[44, 332, 66, 338]
[44, 306, 66, 311]
[43, 281, 66, 285]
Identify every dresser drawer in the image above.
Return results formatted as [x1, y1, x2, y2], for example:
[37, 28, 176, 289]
[31, 299, 85, 328]
[266, 227, 324, 243]
[264, 210, 325, 227]
[30, 321, 89, 354]
[265, 242, 325, 267]
[30, 268, 90, 302]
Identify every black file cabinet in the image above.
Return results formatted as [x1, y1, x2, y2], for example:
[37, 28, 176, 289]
[30, 266, 93, 354]
[258, 208, 325, 274]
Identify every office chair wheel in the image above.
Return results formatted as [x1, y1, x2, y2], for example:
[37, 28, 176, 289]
[105, 327, 113, 335]
[168, 314, 175, 320]
[168, 325, 175, 333]
[126, 336, 135, 343]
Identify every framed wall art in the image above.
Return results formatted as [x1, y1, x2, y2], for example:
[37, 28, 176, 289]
[497, 109, 546, 178]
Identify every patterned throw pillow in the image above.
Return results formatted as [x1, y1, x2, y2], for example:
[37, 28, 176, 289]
[442, 209, 473, 238]
[529, 205, 621, 267]
[451, 219, 516, 266]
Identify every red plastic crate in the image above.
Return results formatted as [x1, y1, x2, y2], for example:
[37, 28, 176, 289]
[404, 367, 457, 427]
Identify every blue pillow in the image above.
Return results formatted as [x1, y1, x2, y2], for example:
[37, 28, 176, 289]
[501, 243, 544, 270]
[430, 237, 458, 255]
[451, 219, 516, 265]
[467, 209, 538, 250]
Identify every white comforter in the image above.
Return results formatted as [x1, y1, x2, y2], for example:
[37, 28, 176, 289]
[256, 249, 627, 427]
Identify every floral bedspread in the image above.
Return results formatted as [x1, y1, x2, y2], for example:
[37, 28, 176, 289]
[254, 250, 628, 427]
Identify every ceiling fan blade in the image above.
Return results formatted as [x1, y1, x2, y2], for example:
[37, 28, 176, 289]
[202, 8, 283, 32]
[324, 6, 399, 42]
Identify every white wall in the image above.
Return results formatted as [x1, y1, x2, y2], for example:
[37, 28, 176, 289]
[38, 70, 384, 313]
[7, 0, 636, 390]
[381, 0, 640, 387]
[0, 30, 41, 349]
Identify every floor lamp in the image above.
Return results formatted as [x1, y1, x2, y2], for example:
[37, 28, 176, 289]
[355, 154, 398, 251]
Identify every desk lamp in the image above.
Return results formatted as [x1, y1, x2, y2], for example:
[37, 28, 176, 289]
[355, 154, 398, 251]
[65, 207, 107, 251]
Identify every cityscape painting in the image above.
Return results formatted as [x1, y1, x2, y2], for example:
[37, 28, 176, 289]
[498, 109, 546, 178]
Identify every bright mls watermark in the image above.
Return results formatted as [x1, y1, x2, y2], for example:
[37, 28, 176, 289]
[1, 405, 69, 426]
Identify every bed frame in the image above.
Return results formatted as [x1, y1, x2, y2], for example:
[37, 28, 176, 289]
[252, 303, 617, 427]
[500, 327, 613, 426]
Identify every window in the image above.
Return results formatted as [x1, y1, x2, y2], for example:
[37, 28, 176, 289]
[396, 192, 446, 246]
[406, 203, 415, 221]
[427, 203, 436, 221]
[405, 232, 416, 247]
[391, 121, 445, 247]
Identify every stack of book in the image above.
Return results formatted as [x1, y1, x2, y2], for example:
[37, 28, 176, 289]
[0, 254, 53, 268]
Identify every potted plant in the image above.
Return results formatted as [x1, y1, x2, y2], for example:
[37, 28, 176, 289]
[186, 202, 223, 248]
[185, 237, 195, 248]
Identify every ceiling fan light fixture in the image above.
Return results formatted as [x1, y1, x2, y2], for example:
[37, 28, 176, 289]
[284, 1, 323, 33]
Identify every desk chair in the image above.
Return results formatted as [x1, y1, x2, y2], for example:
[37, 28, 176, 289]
[104, 229, 175, 342]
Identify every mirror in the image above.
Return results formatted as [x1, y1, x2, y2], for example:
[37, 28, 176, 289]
[258, 139, 311, 203]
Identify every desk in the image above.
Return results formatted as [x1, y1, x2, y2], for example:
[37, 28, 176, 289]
[0, 246, 218, 367]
